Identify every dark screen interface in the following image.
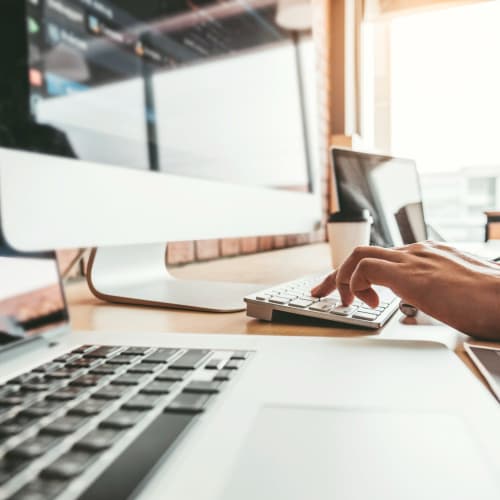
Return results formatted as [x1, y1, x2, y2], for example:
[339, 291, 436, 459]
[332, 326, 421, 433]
[0, 244, 68, 345]
[25, 0, 313, 190]
[333, 151, 427, 247]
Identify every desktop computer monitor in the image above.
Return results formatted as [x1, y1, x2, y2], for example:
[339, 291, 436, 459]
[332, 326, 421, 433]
[0, 0, 322, 311]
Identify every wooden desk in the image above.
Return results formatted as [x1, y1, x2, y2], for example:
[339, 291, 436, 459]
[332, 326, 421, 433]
[66, 243, 488, 387]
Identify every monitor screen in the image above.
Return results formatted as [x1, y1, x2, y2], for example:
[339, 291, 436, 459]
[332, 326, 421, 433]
[332, 149, 428, 247]
[14, 0, 317, 192]
[0, 240, 68, 347]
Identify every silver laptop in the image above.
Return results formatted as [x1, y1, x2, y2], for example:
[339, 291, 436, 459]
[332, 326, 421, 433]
[1, 248, 500, 500]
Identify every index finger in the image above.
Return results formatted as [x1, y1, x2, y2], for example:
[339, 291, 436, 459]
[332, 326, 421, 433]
[337, 246, 402, 305]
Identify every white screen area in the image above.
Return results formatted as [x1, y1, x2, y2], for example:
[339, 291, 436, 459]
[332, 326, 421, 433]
[36, 78, 149, 170]
[153, 40, 314, 188]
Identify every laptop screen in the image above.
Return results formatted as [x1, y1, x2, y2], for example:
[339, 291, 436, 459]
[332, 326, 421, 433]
[332, 149, 428, 247]
[0, 241, 68, 348]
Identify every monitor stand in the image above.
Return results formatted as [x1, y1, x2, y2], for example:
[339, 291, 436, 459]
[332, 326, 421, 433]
[86, 243, 263, 312]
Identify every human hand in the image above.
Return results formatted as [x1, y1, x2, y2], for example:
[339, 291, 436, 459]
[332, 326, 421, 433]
[311, 241, 500, 340]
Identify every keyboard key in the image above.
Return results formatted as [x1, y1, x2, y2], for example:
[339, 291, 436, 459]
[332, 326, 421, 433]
[0, 415, 35, 438]
[142, 348, 178, 364]
[331, 305, 357, 316]
[66, 358, 100, 369]
[231, 351, 250, 360]
[140, 381, 176, 395]
[31, 362, 64, 374]
[45, 368, 83, 380]
[54, 353, 81, 363]
[8, 478, 67, 500]
[42, 450, 95, 479]
[76, 413, 194, 500]
[69, 399, 110, 416]
[352, 312, 378, 321]
[21, 400, 65, 418]
[288, 299, 313, 308]
[224, 360, 243, 370]
[357, 307, 379, 315]
[255, 294, 270, 301]
[166, 393, 209, 414]
[42, 416, 88, 435]
[155, 369, 191, 382]
[110, 374, 147, 386]
[91, 386, 129, 400]
[107, 355, 141, 365]
[100, 410, 145, 430]
[7, 434, 61, 459]
[268, 296, 289, 305]
[46, 387, 83, 401]
[75, 428, 123, 452]
[213, 370, 234, 381]
[127, 363, 163, 374]
[308, 302, 333, 312]
[184, 381, 222, 394]
[83, 346, 122, 359]
[205, 359, 225, 370]
[6, 373, 36, 385]
[69, 374, 103, 387]
[0, 457, 29, 485]
[169, 350, 211, 370]
[72, 345, 96, 354]
[89, 364, 120, 376]
[122, 394, 162, 411]
[0, 394, 26, 407]
[122, 346, 151, 356]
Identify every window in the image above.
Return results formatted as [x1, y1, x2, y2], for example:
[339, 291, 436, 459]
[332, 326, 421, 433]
[369, 2, 500, 241]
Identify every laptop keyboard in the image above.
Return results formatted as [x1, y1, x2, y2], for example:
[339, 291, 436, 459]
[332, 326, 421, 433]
[0, 345, 250, 500]
[245, 274, 398, 328]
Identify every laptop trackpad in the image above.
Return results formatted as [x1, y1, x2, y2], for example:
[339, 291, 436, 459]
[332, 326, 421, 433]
[219, 406, 498, 500]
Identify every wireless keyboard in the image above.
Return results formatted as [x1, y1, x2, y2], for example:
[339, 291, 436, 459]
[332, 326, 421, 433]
[0, 344, 250, 500]
[245, 274, 399, 329]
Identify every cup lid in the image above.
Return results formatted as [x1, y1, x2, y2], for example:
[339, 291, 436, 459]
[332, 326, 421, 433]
[328, 208, 371, 223]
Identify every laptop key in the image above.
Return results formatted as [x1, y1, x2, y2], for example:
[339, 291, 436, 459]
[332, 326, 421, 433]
[69, 399, 110, 416]
[77, 413, 194, 500]
[8, 478, 67, 500]
[42, 416, 89, 435]
[70, 374, 103, 387]
[166, 392, 210, 414]
[184, 381, 222, 394]
[169, 350, 211, 370]
[89, 364, 120, 375]
[127, 363, 163, 374]
[83, 346, 121, 359]
[107, 355, 141, 365]
[110, 374, 147, 386]
[213, 369, 234, 381]
[7, 434, 61, 459]
[100, 410, 146, 429]
[46, 386, 83, 401]
[31, 362, 64, 374]
[0, 457, 29, 485]
[205, 359, 225, 370]
[0, 415, 35, 438]
[142, 348, 178, 364]
[140, 380, 177, 395]
[21, 400, 65, 418]
[155, 369, 191, 382]
[75, 428, 123, 452]
[42, 450, 95, 479]
[122, 394, 162, 411]
[224, 360, 243, 370]
[230, 351, 251, 360]
[122, 346, 151, 356]
[91, 385, 130, 400]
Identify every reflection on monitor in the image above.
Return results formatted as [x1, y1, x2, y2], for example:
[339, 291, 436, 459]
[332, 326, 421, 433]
[21, 0, 317, 191]
[332, 149, 428, 247]
[0, 242, 68, 345]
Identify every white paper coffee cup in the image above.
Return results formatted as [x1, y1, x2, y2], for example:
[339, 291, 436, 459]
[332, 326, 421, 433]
[327, 209, 372, 270]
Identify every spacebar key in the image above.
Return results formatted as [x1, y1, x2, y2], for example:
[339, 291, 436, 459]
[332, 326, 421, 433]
[77, 412, 195, 500]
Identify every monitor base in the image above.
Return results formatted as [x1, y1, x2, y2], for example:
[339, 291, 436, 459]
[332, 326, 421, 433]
[86, 244, 262, 313]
